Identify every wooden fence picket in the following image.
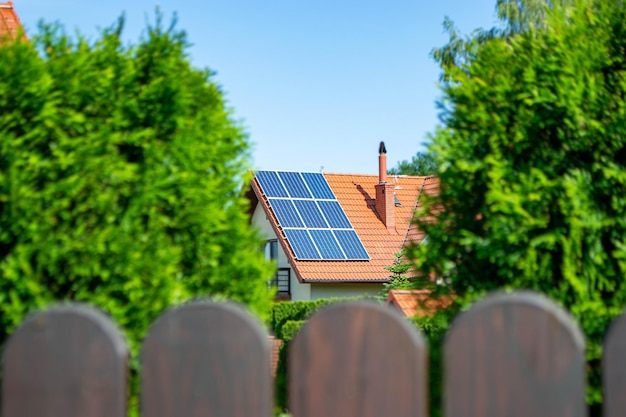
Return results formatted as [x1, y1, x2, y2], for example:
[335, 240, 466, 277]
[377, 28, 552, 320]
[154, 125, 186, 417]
[444, 291, 586, 417]
[2, 304, 128, 417]
[289, 302, 427, 417]
[603, 309, 626, 417]
[140, 300, 272, 417]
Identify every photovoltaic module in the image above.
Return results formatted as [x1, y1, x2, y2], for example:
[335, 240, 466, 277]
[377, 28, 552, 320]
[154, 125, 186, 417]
[255, 171, 370, 260]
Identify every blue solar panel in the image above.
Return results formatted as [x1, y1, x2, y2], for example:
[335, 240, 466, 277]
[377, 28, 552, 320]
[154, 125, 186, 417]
[278, 172, 312, 199]
[293, 200, 328, 228]
[284, 229, 321, 260]
[333, 230, 369, 259]
[256, 171, 288, 197]
[270, 200, 303, 228]
[317, 201, 352, 229]
[256, 170, 369, 261]
[310, 230, 345, 259]
[301, 172, 334, 199]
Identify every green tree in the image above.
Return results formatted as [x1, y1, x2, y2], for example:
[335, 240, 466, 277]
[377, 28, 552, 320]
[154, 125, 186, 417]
[388, 151, 438, 176]
[410, 0, 626, 410]
[0, 16, 274, 352]
[432, 0, 574, 81]
[379, 250, 414, 298]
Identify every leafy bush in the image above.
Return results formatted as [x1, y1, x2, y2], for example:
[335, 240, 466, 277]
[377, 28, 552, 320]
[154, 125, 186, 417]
[271, 298, 347, 339]
[0, 16, 274, 353]
[410, 0, 626, 409]
[281, 320, 305, 342]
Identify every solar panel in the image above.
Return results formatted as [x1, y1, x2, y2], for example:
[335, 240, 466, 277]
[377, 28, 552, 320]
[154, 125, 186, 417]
[255, 170, 369, 261]
[284, 229, 321, 260]
[333, 230, 369, 259]
[270, 199, 303, 228]
[279, 172, 312, 199]
[310, 230, 345, 259]
[317, 201, 352, 229]
[302, 172, 334, 199]
[256, 171, 288, 197]
[293, 200, 327, 228]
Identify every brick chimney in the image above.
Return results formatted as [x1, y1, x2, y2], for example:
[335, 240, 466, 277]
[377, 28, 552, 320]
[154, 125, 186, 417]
[375, 142, 396, 233]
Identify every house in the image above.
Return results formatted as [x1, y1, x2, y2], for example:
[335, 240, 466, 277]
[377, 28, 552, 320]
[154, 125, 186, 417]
[386, 289, 453, 317]
[0, 2, 25, 41]
[248, 142, 438, 301]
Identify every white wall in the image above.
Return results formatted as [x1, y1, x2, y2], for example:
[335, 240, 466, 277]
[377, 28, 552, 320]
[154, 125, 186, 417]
[251, 204, 277, 240]
[290, 274, 311, 301]
[310, 283, 383, 300]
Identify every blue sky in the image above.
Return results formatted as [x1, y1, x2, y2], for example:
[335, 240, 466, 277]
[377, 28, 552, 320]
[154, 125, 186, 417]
[17, 1, 499, 174]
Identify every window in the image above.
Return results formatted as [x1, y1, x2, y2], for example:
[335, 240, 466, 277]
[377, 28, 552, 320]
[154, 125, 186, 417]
[264, 239, 290, 296]
[264, 239, 278, 261]
[272, 268, 291, 296]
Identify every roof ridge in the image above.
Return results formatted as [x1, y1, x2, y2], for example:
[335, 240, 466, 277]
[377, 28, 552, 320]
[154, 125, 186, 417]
[326, 172, 427, 178]
[256, 169, 325, 174]
[255, 170, 429, 179]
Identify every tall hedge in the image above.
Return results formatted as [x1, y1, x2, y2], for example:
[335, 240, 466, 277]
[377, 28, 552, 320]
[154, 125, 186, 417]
[411, 0, 626, 408]
[0, 17, 274, 351]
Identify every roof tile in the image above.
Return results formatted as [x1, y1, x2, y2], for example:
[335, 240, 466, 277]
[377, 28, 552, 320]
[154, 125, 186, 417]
[386, 289, 453, 317]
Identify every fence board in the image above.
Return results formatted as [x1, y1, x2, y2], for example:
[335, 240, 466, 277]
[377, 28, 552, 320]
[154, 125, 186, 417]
[444, 291, 586, 417]
[141, 300, 272, 417]
[289, 302, 427, 417]
[603, 309, 626, 417]
[2, 304, 128, 417]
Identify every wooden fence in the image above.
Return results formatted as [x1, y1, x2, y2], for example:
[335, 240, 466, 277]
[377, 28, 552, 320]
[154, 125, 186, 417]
[2, 290, 625, 417]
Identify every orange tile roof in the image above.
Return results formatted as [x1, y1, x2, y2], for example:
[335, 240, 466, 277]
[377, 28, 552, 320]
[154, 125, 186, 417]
[251, 172, 434, 283]
[386, 289, 453, 317]
[0, 2, 25, 42]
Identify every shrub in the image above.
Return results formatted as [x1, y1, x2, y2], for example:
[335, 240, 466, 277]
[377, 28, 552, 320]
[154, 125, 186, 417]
[411, 0, 626, 408]
[0, 15, 274, 353]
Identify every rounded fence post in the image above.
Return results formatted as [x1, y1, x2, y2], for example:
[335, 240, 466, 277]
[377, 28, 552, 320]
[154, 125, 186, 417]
[140, 300, 272, 417]
[2, 304, 128, 417]
[444, 291, 586, 417]
[289, 302, 428, 417]
[604, 309, 626, 417]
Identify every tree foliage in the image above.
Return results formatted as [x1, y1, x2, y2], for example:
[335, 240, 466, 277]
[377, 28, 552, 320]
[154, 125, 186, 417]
[410, 0, 626, 407]
[432, 0, 575, 81]
[0, 16, 274, 351]
[388, 151, 438, 176]
[380, 249, 415, 298]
